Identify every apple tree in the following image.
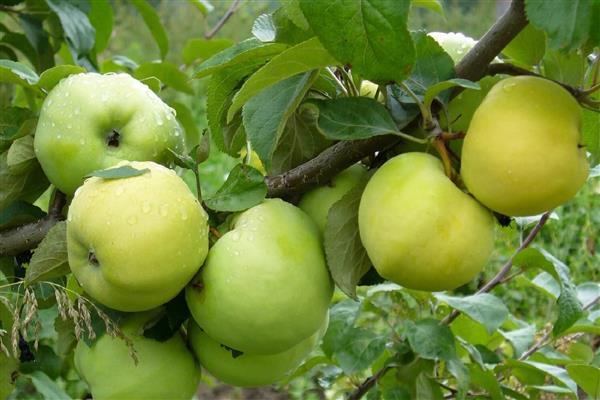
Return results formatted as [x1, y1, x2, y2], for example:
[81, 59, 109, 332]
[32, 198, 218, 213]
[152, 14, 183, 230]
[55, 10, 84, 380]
[1, 0, 600, 399]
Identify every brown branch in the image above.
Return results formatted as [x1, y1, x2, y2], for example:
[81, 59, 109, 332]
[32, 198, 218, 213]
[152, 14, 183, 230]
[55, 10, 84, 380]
[204, 0, 241, 39]
[442, 211, 552, 326]
[266, 0, 528, 199]
[0, 191, 66, 257]
[347, 365, 393, 400]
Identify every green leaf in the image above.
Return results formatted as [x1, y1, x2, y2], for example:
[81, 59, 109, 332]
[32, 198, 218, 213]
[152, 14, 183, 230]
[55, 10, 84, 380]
[530, 271, 561, 299]
[270, 106, 330, 175]
[0, 107, 35, 147]
[37, 65, 85, 92]
[131, 0, 169, 59]
[507, 359, 577, 394]
[0, 201, 44, 230]
[143, 292, 190, 342]
[468, 365, 504, 400]
[525, 0, 592, 51]
[411, 0, 444, 15]
[415, 373, 443, 400]
[25, 221, 69, 286]
[542, 49, 586, 87]
[28, 370, 70, 400]
[577, 282, 600, 306]
[242, 71, 317, 169]
[281, 0, 309, 30]
[502, 24, 546, 66]
[435, 293, 508, 334]
[0, 24, 39, 69]
[228, 37, 336, 120]
[405, 319, 456, 360]
[513, 248, 583, 335]
[182, 38, 233, 65]
[300, 0, 415, 83]
[170, 102, 200, 148]
[423, 79, 479, 111]
[134, 61, 193, 94]
[194, 38, 287, 78]
[139, 76, 161, 93]
[204, 164, 267, 212]
[89, 0, 113, 53]
[189, 0, 214, 15]
[7, 135, 36, 174]
[86, 165, 150, 180]
[582, 90, 600, 164]
[308, 97, 398, 140]
[46, 0, 95, 56]
[499, 325, 536, 356]
[324, 177, 371, 300]
[18, 13, 54, 71]
[0, 59, 39, 86]
[567, 364, 600, 399]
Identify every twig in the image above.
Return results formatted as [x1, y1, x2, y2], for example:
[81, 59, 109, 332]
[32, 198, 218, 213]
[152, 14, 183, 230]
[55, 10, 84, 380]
[442, 211, 552, 326]
[0, 191, 66, 257]
[204, 0, 241, 39]
[347, 365, 393, 400]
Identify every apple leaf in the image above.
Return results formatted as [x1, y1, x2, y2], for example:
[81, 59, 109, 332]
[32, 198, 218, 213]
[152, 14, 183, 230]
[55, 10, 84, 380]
[7, 135, 36, 175]
[0, 107, 35, 150]
[0, 25, 39, 69]
[324, 176, 372, 300]
[300, 0, 415, 83]
[86, 166, 150, 180]
[513, 248, 583, 335]
[37, 65, 85, 92]
[567, 364, 600, 399]
[182, 38, 233, 65]
[405, 319, 456, 361]
[194, 38, 287, 78]
[280, 0, 309, 30]
[228, 37, 336, 121]
[130, 0, 169, 59]
[582, 90, 600, 165]
[0, 201, 45, 230]
[0, 59, 39, 87]
[46, 0, 95, 57]
[189, 0, 214, 15]
[434, 293, 508, 335]
[134, 61, 193, 94]
[502, 24, 546, 66]
[242, 71, 317, 170]
[423, 79, 480, 111]
[411, 0, 444, 15]
[307, 97, 398, 140]
[504, 360, 577, 394]
[251, 9, 313, 45]
[542, 49, 586, 87]
[204, 164, 266, 212]
[525, 0, 593, 51]
[270, 106, 330, 175]
[24, 221, 69, 286]
[143, 292, 190, 342]
[139, 76, 161, 94]
[498, 325, 536, 357]
[28, 371, 71, 400]
[89, 0, 113, 53]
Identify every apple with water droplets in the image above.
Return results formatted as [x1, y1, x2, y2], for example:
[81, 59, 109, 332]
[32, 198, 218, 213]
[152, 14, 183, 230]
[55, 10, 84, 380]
[34, 72, 185, 195]
[67, 161, 209, 312]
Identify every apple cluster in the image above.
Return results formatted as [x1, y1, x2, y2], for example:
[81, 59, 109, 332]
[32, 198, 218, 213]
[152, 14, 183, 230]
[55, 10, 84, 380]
[34, 73, 333, 397]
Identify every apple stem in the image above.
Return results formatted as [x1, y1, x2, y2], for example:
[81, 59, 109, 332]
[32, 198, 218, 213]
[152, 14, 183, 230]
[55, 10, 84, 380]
[433, 138, 456, 181]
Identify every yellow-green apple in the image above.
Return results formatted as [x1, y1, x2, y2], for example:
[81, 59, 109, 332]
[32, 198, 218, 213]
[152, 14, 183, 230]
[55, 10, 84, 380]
[75, 311, 200, 400]
[428, 32, 477, 63]
[360, 81, 384, 102]
[299, 164, 367, 233]
[188, 315, 328, 387]
[34, 73, 185, 195]
[461, 76, 589, 216]
[186, 199, 332, 354]
[358, 152, 494, 291]
[67, 161, 208, 312]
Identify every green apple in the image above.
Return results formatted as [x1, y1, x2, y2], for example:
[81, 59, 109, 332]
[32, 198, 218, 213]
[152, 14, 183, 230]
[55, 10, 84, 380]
[75, 311, 200, 400]
[461, 76, 589, 216]
[360, 81, 384, 102]
[428, 32, 477, 63]
[188, 315, 328, 387]
[34, 72, 185, 195]
[67, 161, 209, 312]
[186, 199, 332, 354]
[358, 152, 494, 291]
[299, 164, 367, 233]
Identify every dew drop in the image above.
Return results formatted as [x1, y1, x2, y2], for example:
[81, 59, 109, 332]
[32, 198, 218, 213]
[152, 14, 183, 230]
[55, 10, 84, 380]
[142, 201, 152, 214]
[502, 82, 517, 92]
[47, 99, 53, 106]
[233, 251, 240, 256]
[231, 231, 241, 242]
[180, 210, 188, 221]
[127, 216, 137, 225]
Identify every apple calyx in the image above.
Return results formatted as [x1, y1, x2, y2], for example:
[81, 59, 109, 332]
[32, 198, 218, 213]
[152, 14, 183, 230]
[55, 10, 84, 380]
[87, 251, 100, 267]
[106, 129, 121, 147]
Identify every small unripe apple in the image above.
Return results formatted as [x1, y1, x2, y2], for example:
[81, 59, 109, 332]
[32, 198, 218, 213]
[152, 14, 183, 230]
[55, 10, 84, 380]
[360, 81, 384, 102]
[461, 76, 589, 216]
[34, 73, 185, 195]
[359, 152, 494, 291]
[428, 32, 477, 63]
[187, 315, 328, 387]
[299, 164, 367, 233]
[75, 311, 200, 400]
[67, 161, 209, 312]
[186, 199, 332, 354]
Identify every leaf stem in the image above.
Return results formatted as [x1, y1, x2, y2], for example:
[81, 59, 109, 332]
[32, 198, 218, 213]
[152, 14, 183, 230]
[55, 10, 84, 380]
[204, 0, 242, 39]
[326, 67, 349, 96]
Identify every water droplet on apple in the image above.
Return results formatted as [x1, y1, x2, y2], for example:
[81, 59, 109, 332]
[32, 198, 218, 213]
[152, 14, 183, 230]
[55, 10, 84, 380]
[180, 210, 188, 220]
[160, 204, 169, 216]
[47, 99, 53, 106]
[127, 216, 137, 225]
[233, 251, 240, 256]
[502, 82, 517, 92]
[142, 201, 152, 214]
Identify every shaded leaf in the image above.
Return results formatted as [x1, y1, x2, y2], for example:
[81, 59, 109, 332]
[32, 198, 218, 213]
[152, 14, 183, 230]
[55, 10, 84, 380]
[405, 319, 456, 360]
[37, 65, 85, 92]
[25, 222, 69, 286]
[7, 135, 36, 174]
[46, 0, 96, 58]
[135, 61, 193, 94]
[0, 201, 45, 230]
[131, 0, 169, 59]
[182, 38, 233, 65]
[0, 59, 39, 86]
[204, 164, 266, 212]
[435, 293, 508, 334]
[566, 364, 600, 399]
[86, 165, 150, 180]
[189, 0, 214, 15]
[28, 370, 70, 400]
[89, 0, 113, 53]
[324, 177, 371, 300]
[502, 24, 546, 66]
